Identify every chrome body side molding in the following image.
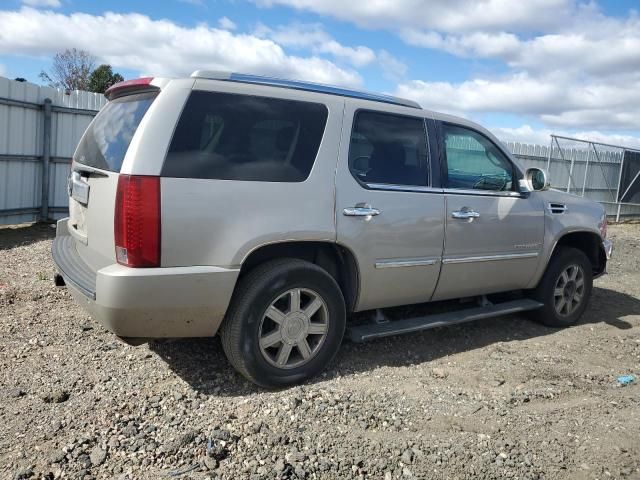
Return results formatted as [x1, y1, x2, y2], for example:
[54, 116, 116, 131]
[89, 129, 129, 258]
[442, 252, 539, 264]
[375, 258, 439, 269]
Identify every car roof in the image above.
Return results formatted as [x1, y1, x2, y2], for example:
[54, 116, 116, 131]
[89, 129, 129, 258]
[190, 71, 422, 110]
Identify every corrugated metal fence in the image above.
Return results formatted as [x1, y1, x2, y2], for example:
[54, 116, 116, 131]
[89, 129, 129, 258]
[0, 75, 638, 225]
[508, 141, 640, 219]
[0, 77, 106, 225]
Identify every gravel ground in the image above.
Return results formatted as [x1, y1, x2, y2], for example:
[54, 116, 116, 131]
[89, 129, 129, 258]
[1, 223, 639, 480]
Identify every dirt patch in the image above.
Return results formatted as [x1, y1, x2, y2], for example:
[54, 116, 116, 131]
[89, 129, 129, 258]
[1, 223, 639, 479]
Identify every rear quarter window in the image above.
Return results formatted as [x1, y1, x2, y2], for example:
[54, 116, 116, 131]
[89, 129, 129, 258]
[74, 92, 156, 172]
[162, 91, 329, 182]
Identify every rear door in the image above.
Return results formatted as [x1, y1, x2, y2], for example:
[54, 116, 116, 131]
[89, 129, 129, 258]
[69, 91, 158, 270]
[432, 122, 545, 301]
[335, 104, 445, 311]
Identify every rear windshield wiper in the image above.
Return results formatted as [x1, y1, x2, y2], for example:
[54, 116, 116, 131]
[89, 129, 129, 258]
[73, 163, 109, 178]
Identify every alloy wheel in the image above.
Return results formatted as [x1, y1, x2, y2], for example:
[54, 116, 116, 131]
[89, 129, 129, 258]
[553, 264, 585, 317]
[258, 288, 329, 369]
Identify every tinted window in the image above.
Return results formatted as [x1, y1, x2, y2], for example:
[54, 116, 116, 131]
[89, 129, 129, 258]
[163, 91, 328, 182]
[443, 124, 514, 191]
[349, 111, 428, 187]
[74, 92, 156, 172]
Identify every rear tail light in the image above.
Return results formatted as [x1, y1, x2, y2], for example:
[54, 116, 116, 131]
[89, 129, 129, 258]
[114, 175, 161, 267]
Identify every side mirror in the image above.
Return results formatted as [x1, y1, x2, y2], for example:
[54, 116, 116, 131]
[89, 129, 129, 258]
[522, 167, 550, 192]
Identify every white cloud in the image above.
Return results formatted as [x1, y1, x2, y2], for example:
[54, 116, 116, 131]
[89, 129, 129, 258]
[396, 73, 568, 116]
[377, 50, 407, 81]
[396, 72, 640, 131]
[0, 8, 361, 87]
[218, 16, 236, 30]
[254, 0, 574, 33]
[21, 0, 61, 7]
[256, 23, 376, 67]
[259, 0, 640, 140]
[401, 13, 640, 78]
[400, 30, 521, 59]
[255, 22, 409, 81]
[509, 27, 640, 77]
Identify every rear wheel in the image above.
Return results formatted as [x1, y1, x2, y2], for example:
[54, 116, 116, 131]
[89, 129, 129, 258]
[220, 259, 346, 388]
[529, 247, 593, 327]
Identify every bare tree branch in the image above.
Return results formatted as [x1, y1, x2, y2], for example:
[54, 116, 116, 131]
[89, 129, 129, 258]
[40, 48, 96, 91]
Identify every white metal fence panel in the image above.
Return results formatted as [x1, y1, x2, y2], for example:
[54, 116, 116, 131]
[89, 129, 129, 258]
[0, 76, 106, 225]
[506, 139, 640, 218]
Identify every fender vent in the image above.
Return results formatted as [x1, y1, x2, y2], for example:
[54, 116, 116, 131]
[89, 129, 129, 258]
[548, 202, 567, 214]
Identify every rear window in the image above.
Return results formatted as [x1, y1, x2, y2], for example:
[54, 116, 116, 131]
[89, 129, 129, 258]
[162, 91, 328, 182]
[349, 110, 429, 187]
[74, 92, 156, 172]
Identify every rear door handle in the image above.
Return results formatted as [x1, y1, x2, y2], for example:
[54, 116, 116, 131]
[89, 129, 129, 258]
[451, 209, 480, 219]
[343, 206, 380, 217]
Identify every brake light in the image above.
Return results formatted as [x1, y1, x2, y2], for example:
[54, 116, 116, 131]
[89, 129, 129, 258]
[105, 77, 155, 100]
[114, 175, 160, 267]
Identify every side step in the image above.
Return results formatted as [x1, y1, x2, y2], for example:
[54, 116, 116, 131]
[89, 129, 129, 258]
[347, 299, 543, 343]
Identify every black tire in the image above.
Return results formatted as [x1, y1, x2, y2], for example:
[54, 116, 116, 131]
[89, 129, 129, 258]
[528, 247, 593, 327]
[220, 258, 346, 389]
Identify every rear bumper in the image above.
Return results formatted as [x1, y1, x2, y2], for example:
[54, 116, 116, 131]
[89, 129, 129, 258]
[52, 218, 239, 338]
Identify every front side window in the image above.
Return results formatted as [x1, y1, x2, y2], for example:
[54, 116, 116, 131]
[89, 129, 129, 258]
[163, 91, 328, 182]
[443, 124, 514, 191]
[349, 111, 429, 187]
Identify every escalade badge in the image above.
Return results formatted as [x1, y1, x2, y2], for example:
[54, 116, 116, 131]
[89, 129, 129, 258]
[514, 242, 541, 249]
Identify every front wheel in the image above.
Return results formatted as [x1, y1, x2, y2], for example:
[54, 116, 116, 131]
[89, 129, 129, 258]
[528, 247, 593, 327]
[220, 259, 346, 388]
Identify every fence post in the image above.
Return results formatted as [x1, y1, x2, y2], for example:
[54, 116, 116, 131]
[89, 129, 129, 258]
[40, 98, 52, 222]
[566, 150, 575, 193]
[581, 147, 590, 197]
[615, 154, 625, 222]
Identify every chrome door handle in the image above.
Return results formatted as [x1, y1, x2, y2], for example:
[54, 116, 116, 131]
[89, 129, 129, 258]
[451, 209, 480, 219]
[343, 206, 380, 217]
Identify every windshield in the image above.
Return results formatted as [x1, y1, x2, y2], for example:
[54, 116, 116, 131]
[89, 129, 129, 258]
[74, 91, 157, 172]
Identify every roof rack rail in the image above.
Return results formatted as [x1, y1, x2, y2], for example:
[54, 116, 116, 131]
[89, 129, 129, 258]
[190, 71, 421, 109]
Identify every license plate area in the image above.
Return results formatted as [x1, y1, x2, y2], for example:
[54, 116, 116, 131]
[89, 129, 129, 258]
[69, 171, 90, 205]
[68, 172, 89, 243]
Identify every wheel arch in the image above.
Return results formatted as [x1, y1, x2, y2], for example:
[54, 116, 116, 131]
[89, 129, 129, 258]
[239, 241, 360, 312]
[551, 230, 606, 277]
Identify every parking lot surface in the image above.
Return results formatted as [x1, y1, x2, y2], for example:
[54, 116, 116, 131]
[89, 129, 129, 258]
[1, 223, 639, 479]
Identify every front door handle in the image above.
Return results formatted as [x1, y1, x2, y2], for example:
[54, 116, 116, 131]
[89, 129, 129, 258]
[343, 205, 381, 217]
[451, 209, 480, 219]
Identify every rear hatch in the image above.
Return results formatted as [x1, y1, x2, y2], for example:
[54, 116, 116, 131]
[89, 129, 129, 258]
[69, 88, 158, 271]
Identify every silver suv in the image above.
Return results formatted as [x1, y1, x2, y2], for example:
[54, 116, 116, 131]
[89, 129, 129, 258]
[53, 72, 613, 388]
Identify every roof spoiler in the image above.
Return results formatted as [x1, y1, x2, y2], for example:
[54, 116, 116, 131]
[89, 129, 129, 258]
[105, 77, 159, 101]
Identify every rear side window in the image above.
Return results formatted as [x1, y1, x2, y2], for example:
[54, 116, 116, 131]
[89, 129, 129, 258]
[74, 92, 156, 172]
[349, 110, 429, 187]
[163, 91, 329, 182]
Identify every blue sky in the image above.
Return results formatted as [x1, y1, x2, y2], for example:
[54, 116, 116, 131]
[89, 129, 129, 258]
[1, 0, 639, 146]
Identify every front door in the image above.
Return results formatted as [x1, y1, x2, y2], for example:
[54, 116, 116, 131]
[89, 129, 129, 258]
[335, 105, 445, 311]
[432, 122, 545, 301]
